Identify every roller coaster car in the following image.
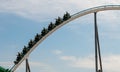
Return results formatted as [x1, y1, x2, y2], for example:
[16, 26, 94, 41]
[63, 12, 71, 21]
[48, 22, 55, 31]
[41, 28, 48, 36]
[34, 33, 42, 42]
[14, 60, 18, 65]
[28, 40, 34, 48]
[0, 66, 11, 72]
[13, 11, 71, 69]
[22, 46, 29, 55]
[55, 17, 63, 26]
[17, 52, 22, 61]
[14, 52, 22, 64]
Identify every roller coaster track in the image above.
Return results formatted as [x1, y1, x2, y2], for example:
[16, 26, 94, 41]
[11, 5, 120, 72]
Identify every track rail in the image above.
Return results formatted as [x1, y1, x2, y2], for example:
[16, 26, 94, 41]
[11, 5, 120, 72]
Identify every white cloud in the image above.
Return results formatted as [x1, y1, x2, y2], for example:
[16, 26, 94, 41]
[60, 56, 76, 61]
[52, 50, 62, 55]
[14, 61, 56, 72]
[60, 54, 120, 72]
[0, 61, 13, 68]
[0, 0, 120, 22]
[0, 61, 55, 72]
[66, 11, 120, 40]
[101, 31, 120, 40]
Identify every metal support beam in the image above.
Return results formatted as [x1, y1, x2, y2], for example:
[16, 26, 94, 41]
[94, 12, 103, 72]
[26, 59, 31, 72]
[94, 12, 98, 72]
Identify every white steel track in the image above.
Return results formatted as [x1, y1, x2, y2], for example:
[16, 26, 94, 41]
[11, 5, 120, 72]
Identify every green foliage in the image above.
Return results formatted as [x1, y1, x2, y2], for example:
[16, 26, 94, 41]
[0, 66, 6, 72]
[0, 66, 12, 72]
[5, 69, 12, 72]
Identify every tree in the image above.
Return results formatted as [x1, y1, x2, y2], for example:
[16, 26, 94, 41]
[41, 27, 48, 36]
[48, 22, 55, 31]
[55, 17, 63, 26]
[6, 69, 11, 72]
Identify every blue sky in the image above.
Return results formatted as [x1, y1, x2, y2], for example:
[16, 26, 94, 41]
[1, 0, 120, 72]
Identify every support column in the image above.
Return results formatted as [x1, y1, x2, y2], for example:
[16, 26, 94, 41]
[26, 58, 31, 72]
[94, 12, 103, 72]
[94, 12, 98, 72]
